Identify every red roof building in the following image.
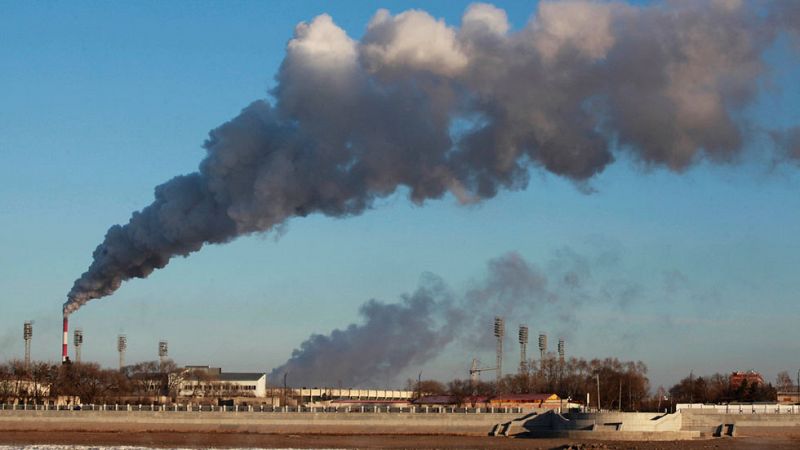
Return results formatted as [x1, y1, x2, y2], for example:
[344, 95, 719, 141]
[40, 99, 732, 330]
[730, 371, 764, 390]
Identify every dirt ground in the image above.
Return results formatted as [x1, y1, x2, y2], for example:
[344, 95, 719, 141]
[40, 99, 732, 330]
[1, 430, 800, 450]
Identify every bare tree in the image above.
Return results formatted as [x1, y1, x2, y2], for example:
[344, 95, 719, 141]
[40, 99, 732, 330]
[776, 371, 794, 392]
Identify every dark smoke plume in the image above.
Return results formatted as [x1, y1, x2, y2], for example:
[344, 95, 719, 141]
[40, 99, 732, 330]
[65, 1, 800, 314]
[268, 251, 599, 387]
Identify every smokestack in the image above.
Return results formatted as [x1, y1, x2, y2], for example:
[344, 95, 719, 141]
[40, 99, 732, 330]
[23, 321, 32, 368]
[62, 316, 68, 364]
[74, 328, 83, 363]
[494, 316, 504, 384]
[117, 335, 127, 371]
[518, 325, 528, 373]
[64, 2, 800, 318]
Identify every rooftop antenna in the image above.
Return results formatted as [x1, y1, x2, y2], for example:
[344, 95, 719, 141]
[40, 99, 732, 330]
[158, 340, 168, 365]
[23, 321, 33, 368]
[494, 317, 505, 384]
[117, 335, 127, 371]
[74, 328, 84, 363]
[518, 325, 528, 373]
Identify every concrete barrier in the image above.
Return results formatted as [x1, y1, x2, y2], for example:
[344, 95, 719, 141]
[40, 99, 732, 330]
[0, 410, 520, 436]
[681, 409, 800, 436]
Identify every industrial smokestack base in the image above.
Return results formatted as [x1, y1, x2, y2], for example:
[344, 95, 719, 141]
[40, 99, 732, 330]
[62, 316, 69, 364]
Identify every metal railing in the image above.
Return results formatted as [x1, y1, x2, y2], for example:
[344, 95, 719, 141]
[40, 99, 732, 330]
[677, 403, 800, 414]
[0, 403, 525, 414]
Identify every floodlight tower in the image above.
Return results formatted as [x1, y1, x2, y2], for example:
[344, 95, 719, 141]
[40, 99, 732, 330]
[538, 333, 548, 372]
[518, 325, 529, 373]
[158, 340, 168, 365]
[117, 335, 127, 371]
[558, 338, 565, 363]
[23, 321, 33, 368]
[74, 328, 83, 363]
[494, 317, 505, 383]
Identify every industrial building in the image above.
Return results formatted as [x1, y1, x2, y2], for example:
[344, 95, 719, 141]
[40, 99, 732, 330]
[178, 366, 267, 398]
[413, 393, 570, 410]
[777, 391, 800, 404]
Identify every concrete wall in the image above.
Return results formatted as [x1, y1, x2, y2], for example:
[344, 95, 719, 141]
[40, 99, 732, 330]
[681, 409, 800, 434]
[560, 412, 682, 432]
[0, 410, 518, 436]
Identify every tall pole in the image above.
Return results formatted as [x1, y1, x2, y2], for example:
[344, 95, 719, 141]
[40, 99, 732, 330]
[283, 372, 288, 407]
[596, 374, 601, 411]
[538, 334, 548, 374]
[117, 335, 127, 371]
[557, 339, 565, 393]
[74, 329, 83, 363]
[417, 371, 422, 400]
[158, 340, 168, 366]
[494, 317, 504, 385]
[518, 325, 528, 373]
[23, 321, 32, 369]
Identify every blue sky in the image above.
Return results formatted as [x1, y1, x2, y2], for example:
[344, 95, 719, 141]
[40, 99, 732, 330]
[1, 0, 799, 390]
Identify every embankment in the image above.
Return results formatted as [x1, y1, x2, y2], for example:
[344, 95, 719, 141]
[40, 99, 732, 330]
[0, 410, 517, 436]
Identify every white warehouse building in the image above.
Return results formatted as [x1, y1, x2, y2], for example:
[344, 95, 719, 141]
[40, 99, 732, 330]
[178, 366, 267, 398]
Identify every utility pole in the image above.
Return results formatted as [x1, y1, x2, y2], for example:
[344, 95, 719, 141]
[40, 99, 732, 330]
[596, 374, 601, 411]
[283, 372, 288, 407]
[618, 378, 622, 412]
[417, 371, 422, 400]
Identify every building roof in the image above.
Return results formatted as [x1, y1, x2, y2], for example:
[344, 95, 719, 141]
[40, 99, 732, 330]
[413, 393, 559, 405]
[492, 393, 560, 402]
[217, 372, 265, 382]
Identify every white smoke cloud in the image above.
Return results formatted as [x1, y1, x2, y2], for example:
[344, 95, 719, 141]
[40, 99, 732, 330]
[65, 1, 800, 314]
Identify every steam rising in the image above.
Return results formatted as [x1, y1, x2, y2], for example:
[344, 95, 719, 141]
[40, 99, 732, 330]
[65, 1, 800, 314]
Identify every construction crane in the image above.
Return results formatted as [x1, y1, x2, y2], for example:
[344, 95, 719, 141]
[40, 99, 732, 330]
[469, 358, 498, 390]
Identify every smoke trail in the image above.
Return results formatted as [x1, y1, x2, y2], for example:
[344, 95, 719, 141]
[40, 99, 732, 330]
[772, 126, 800, 163]
[268, 251, 598, 387]
[65, 1, 800, 314]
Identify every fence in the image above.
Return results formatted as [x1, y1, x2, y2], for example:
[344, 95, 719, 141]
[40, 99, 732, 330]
[0, 403, 524, 414]
[677, 403, 800, 414]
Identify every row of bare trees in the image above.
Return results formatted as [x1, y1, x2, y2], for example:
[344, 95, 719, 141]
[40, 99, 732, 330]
[667, 372, 777, 404]
[0, 359, 211, 404]
[408, 355, 651, 411]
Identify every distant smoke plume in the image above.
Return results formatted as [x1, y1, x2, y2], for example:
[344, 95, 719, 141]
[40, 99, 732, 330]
[65, 1, 800, 314]
[772, 126, 800, 163]
[269, 251, 600, 387]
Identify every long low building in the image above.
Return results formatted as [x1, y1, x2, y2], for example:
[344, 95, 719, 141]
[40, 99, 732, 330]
[176, 367, 413, 403]
[178, 366, 268, 398]
[291, 388, 414, 404]
[414, 393, 566, 409]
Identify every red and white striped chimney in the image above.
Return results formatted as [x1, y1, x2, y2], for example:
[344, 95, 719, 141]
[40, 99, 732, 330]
[62, 316, 69, 363]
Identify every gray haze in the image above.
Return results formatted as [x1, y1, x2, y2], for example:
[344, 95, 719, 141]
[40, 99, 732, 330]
[268, 251, 603, 387]
[65, 1, 800, 314]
